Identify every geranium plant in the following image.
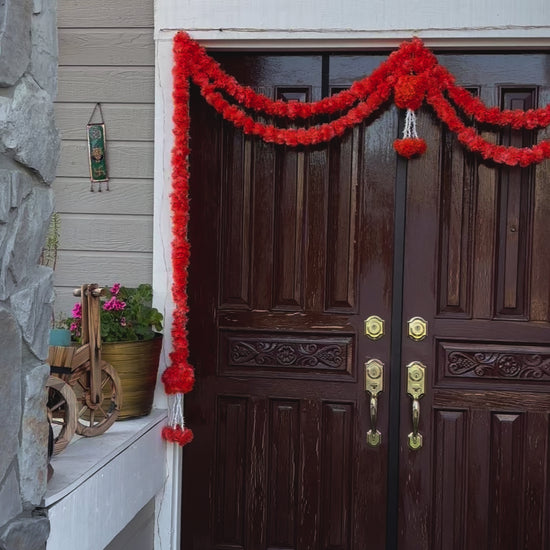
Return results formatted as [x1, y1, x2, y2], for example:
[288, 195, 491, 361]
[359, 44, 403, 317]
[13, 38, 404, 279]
[68, 283, 163, 343]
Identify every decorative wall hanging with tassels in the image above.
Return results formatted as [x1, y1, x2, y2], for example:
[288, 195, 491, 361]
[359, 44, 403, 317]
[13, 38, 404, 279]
[161, 31, 550, 446]
[86, 102, 109, 192]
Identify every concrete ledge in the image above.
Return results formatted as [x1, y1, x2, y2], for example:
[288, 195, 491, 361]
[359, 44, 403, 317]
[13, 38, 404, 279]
[44, 409, 167, 550]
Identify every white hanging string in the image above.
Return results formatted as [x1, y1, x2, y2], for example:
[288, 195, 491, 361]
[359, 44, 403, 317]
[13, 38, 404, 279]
[168, 393, 185, 428]
[402, 108, 419, 139]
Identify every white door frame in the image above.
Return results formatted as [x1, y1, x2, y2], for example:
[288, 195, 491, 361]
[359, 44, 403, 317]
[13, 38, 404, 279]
[152, 26, 550, 549]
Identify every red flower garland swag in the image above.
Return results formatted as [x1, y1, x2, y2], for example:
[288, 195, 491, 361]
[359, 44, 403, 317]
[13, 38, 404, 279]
[172, 31, 550, 164]
[163, 31, 550, 446]
[162, 43, 195, 446]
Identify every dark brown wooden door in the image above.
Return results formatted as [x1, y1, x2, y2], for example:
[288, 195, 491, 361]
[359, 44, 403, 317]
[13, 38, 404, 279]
[182, 51, 550, 550]
[398, 54, 550, 550]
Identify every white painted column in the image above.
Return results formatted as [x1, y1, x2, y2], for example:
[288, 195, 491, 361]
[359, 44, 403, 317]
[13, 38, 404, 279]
[152, 35, 182, 550]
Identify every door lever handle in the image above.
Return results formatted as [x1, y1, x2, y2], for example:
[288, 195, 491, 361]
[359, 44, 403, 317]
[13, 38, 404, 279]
[365, 359, 384, 447]
[406, 361, 426, 450]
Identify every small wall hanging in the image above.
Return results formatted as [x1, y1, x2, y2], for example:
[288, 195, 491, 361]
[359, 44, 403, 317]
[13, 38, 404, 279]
[87, 103, 109, 192]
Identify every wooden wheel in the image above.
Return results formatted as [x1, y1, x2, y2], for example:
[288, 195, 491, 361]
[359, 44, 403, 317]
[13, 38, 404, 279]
[46, 375, 77, 455]
[71, 361, 123, 437]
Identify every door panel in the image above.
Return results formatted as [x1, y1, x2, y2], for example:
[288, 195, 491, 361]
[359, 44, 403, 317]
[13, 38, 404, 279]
[183, 51, 550, 550]
[184, 53, 397, 550]
[400, 54, 550, 550]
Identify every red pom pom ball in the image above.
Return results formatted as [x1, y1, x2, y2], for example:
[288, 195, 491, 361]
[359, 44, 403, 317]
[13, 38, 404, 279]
[393, 137, 427, 158]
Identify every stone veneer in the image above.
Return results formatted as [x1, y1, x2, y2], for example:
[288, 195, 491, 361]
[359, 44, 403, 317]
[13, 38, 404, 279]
[0, 0, 59, 549]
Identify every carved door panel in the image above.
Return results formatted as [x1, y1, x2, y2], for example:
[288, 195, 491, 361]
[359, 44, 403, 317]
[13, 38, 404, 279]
[182, 51, 550, 550]
[183, 53, 397, 550]
[398, 54, 550, 550]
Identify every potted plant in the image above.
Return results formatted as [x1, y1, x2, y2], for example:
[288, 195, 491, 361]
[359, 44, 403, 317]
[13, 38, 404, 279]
[40, 213, 72, 347]
[49, 314, 71, 346]
[67, 283, 163, 419]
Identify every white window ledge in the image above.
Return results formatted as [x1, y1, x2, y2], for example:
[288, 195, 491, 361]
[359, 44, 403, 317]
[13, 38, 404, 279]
[44, 409, 168, 550]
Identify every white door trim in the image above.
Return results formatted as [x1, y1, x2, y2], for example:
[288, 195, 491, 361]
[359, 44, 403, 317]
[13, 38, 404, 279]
[152, 27, 550, 549]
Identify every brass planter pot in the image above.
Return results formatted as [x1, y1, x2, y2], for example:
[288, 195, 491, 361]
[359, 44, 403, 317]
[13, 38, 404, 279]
[101, 335, 163, 420]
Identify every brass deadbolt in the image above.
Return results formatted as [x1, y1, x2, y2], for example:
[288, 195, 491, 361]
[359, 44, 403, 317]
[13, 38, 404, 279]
[364, 315, 385, 340]
[408, 316, 427, 341]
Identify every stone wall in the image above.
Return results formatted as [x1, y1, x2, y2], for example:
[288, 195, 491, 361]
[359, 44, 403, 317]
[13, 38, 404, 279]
[0, 0, 59, 549]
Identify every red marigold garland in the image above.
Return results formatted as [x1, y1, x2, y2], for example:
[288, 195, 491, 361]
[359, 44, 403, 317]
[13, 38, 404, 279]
[164, 31, 550, 446]
[161, 35, 195, 446]
[170, 31, 550, 166]
[197, 80, 393, 146]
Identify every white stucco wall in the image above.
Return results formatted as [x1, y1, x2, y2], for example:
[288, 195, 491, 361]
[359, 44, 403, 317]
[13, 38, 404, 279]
[156, 0, 550, 47]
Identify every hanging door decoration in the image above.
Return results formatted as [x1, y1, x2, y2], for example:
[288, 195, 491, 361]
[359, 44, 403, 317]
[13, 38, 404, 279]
[86, 102, 109, 192]
[161, 31, 550, 446]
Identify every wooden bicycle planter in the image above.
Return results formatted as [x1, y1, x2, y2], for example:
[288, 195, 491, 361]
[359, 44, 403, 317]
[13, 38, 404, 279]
[46, 284, 123, 455]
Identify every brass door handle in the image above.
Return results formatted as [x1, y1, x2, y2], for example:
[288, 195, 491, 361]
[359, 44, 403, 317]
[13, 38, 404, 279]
[411, 399, 420, 446]
[406, 361, 426, 450]
[365, 359, 384, 447]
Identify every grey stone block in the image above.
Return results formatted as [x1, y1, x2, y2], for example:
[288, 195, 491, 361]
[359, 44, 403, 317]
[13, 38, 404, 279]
[0, 171, 36, 292]
[0, 169, 34, 223]
[18, 360, 49, 507]
[0, 515, 49, 550]
[0, 307, 22, 485]
[12, 185, 54, 275]
[0, 175, 10, 224]
[0, 467, 22, 530]
[30, 0, 58, 98]
[9, 171, 33, 210]
[10, 267, 54, 360]
[0, 76, 60, 183]
[0, 177, 54, 304]
[0, 0, 32, 87]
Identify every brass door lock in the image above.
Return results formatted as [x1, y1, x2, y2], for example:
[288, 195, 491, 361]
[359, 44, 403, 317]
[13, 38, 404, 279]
[407, 316, 427, 341]
[364, 315, 385, 340]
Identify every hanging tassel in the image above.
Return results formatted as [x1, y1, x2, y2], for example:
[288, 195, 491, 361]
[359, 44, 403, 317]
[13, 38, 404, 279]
[162, 364, 194, 446]
[162, 392, 194, 446]
[393, 108, 427, 158]
[163, 425, 194, 446]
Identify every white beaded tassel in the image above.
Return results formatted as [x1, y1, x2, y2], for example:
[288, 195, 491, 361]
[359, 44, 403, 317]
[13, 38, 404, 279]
[168, 393, 185, 429]
[402, 108, 419, 139]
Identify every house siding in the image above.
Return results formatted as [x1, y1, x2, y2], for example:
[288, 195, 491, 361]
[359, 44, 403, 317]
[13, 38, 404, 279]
[54, 0, 155, 317]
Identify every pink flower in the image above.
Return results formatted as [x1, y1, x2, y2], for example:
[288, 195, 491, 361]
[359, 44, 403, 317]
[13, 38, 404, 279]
[69, 322, 80, 338]
[120, 317, 127, 327]
[103, 297, 126, 311]
[71, 302, 82, 319]
[110, 283, 121, 295]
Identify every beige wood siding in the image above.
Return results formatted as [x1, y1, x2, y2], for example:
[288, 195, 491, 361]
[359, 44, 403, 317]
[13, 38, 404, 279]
[54, 0, 155, 316]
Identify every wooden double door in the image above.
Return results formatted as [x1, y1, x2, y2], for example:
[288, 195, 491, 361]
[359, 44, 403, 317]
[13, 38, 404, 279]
[182, 51, 550, 550]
